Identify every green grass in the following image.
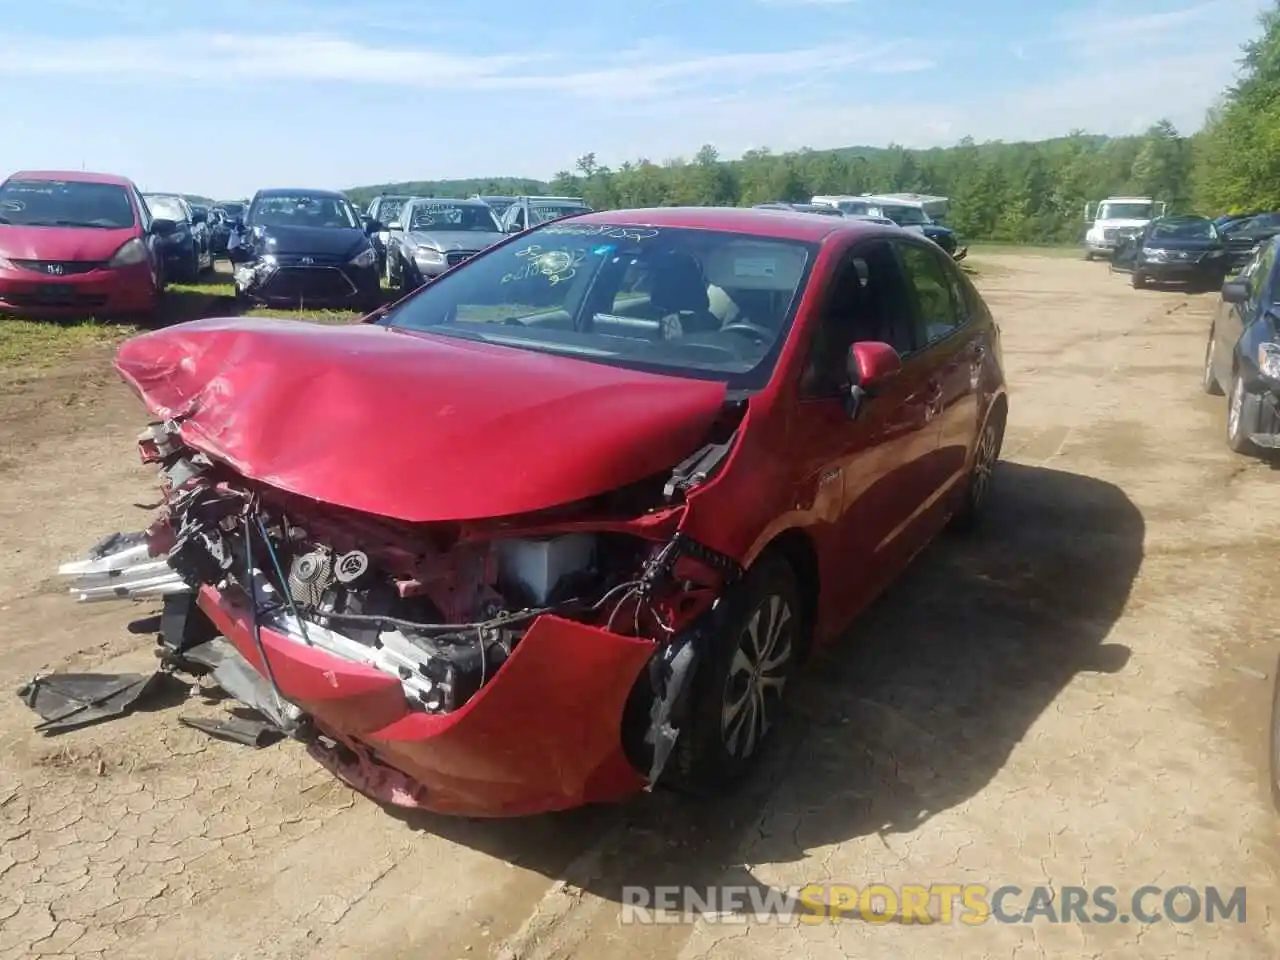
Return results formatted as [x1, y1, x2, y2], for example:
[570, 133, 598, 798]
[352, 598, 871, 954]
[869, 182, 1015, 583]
[0, 317, 138, 367]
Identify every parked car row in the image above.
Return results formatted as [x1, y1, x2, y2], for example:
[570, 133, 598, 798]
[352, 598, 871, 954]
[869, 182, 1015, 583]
[1086, 200, 1280, 293]
[809, 194, 966, 260]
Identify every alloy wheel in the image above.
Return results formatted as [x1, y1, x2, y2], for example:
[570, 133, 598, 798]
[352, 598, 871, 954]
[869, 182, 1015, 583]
[1229, 374, 1244, 440]
[721, 593, 794, 761]
[971, 421, 999, 509]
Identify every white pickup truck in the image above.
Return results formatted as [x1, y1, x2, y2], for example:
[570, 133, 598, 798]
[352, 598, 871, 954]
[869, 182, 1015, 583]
[1083, 197, 1166, 260]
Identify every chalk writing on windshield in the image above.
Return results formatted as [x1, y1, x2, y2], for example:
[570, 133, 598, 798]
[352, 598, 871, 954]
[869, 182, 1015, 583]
[502, 244, 587, 285]
[539, 224, 660, 241]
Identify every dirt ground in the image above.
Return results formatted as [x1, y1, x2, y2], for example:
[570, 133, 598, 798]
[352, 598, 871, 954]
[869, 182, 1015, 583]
[1, 253, 1278, 959]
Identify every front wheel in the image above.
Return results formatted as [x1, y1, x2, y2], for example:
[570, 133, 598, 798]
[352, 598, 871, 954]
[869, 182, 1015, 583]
[1132, 270, 1147, 289]
[1227, 371, 1261, 454]
[1202, 328, 1224, 395]
[666, 553, 802, 794]
[1084, 250, 1095, 262]
[949, 405, 1005, 533]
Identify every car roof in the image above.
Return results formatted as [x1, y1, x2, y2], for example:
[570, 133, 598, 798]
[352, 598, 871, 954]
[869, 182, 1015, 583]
[570, 206, 874, 242]
[254, 188, 347, 199]
[9, 170, 134, 186]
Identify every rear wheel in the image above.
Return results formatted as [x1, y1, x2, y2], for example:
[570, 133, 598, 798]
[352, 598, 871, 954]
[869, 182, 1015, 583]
[1227, 370, 1261, 454]
[666, 553, 801, 794]
[1131, 269, 1147, 289]
[949, 403, 1005, 532]
[1084, 250, 1095, 262]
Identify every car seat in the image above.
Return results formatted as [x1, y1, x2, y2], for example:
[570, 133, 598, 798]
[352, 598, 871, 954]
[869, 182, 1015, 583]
[648, 252, 722, 334]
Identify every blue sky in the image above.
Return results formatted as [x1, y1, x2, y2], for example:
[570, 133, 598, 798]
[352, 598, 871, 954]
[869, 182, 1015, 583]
[0, 0, 1269, 198]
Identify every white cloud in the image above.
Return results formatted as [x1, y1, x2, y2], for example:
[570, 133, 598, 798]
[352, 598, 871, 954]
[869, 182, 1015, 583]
[0, 30, 929, 97]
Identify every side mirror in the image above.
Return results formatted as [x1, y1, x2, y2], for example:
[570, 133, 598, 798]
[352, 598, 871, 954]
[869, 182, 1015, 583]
[1221, 279, 1251, 304]
[364, 218, 384, 235]
[151, 218, 177, 236]
[845, 341, 902, 418]
[230, 217, 245, 231]
[506, 221, 524, 234]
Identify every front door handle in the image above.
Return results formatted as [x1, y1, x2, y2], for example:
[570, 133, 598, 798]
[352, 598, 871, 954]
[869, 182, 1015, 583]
[925, 381, 944, 419]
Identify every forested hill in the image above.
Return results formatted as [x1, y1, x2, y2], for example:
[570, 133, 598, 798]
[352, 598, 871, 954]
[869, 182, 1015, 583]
[347, 2, 1280, 246]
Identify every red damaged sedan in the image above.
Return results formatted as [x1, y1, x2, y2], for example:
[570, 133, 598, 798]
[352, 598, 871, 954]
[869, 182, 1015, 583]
[59, 207, 1007, 817]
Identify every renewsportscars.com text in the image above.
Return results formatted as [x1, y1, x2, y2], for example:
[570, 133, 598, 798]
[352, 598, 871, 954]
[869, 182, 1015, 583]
[620, 884, 1247, 925]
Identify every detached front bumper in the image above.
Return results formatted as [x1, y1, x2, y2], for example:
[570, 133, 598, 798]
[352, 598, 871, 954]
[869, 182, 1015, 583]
[195, 584, 655, 817]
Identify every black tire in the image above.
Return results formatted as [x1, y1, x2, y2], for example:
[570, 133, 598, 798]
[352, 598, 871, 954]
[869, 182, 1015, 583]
[1132, 269, 1147, 289]
[665, 553, 802, 794]
[1202, 328, 1224, 396]
[949, 402, 1005, 533]
[1084, 250, 1094, 262]
[1227, 370, 1261, 454]
[1269, 653, 1280, 811]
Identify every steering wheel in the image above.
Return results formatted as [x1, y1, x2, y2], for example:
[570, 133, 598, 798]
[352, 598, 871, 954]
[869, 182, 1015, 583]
[718, 321, 775, 345]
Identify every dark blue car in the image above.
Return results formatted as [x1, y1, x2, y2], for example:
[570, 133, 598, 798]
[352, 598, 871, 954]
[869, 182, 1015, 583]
[1203, 234, 1280, 453]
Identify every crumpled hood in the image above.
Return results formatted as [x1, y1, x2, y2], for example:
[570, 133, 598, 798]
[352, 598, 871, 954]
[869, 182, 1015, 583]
[0, 225, 136, 261]
[407, 229, 505, 252]
[254, 224, 369, 258]
[114, 317, 727, 523]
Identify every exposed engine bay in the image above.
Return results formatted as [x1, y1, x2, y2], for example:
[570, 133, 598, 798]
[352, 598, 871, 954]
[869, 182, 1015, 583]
[67, 418, 744, 727]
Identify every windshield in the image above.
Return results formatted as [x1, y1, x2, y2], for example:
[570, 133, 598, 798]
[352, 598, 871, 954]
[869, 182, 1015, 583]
[1148, 218, 1217, 242]
[248, 194, 358, 229]
[483, 198, 515, 217]
[879, 205, 929, 226]
[1229, 213, 1280, 237]
[1098, 202, 1153, 221]
[146, 196, 187, 222]
[376, 198, 411, 223]
[0, 179, 135, 229]
[408, 202, 500, 232]
[220, 202, 245, 218]
[530, 202, 589, 225]
[835, 201, 871, 215]
[378, 222, 816, 390]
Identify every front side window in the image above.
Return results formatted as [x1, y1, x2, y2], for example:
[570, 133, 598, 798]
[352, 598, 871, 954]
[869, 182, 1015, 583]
[249, 194, 359, 229]
[379, 222, 817, 389]
[895, 241, 963, 346]
[0, 179, 136, 229]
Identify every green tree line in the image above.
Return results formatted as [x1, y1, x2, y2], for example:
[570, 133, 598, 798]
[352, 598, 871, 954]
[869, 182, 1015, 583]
[350, 2, 1280, 245]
